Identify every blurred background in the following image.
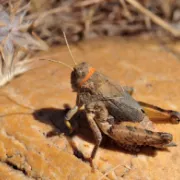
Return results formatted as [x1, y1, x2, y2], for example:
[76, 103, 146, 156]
[0, 0, 180, 85]
[1, 0, 180, 45]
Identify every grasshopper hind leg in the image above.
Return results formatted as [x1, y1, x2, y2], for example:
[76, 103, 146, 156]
[109, 123, 176, 150]
[139, 101, 180, 124]
[85, 101, 176, 163]
[123, 86, 180, 124]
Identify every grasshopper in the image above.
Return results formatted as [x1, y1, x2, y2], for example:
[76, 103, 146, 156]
[43, 32, 180, 164]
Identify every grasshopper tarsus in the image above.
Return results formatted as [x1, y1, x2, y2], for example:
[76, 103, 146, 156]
[138, 101, 180, 124]
[170, 111, 180, 124]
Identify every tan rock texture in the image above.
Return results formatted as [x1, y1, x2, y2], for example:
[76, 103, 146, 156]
[0, 37, 179, 180]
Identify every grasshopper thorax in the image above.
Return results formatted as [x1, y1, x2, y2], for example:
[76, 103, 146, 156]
[71, 62, 95, 92]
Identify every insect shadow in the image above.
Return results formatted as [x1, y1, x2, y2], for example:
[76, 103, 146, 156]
[32, 104, 170, 159]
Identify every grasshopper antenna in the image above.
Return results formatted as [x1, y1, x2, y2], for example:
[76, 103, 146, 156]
[40, 32, 77, 70]
[40, 58, 73, 70]
[63, 31, 77, 65]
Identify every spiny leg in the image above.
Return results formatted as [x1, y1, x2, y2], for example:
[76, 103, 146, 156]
[139, 101, 180, 124]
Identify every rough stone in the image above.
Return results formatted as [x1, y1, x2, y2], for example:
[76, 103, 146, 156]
[0, 37, 179, 180]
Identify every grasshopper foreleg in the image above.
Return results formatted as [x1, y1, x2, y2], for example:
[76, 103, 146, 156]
[85, 101, 116, 168]
[65, 106, 79, 132]
[86, 109, 102, 160]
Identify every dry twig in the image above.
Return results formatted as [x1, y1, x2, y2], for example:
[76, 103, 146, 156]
[125, 0, 180, 37]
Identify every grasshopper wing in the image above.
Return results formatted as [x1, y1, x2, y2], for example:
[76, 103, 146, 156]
[97, 75, 145, 122]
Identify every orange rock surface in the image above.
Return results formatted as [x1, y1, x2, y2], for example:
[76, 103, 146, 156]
[0, 37, 179, 180]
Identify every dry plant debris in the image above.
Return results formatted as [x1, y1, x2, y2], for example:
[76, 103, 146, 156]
[0, 0, 180, 86]
[23, 0, 180, 45]
[0, 1, 48, 87]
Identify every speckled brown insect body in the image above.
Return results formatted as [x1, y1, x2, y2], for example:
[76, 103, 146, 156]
[65, 61, 180, 160]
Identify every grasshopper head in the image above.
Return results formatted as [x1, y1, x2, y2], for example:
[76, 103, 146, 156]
[71, 62, 94, 91]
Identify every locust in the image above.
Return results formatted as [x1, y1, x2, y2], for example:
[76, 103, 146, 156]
[43, 32, 180, 165]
